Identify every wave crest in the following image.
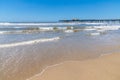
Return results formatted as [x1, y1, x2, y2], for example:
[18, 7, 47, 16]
[0, 37, 60, 48]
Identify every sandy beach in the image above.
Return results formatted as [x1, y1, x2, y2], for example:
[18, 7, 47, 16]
[1, 22, 120, 80]
[30, 53, 120, 80]
[1, 0, 120, 80]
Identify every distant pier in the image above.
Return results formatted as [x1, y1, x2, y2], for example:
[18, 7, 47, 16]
[59, 19, 120, 23]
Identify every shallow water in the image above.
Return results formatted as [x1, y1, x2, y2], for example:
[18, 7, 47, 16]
[0, 22, 120, 80]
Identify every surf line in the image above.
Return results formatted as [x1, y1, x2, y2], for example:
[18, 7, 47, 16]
[0, 37, 60, 48]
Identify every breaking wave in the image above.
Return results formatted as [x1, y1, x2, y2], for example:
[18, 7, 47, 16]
[0, 37, 60, 48]
[0, 22, 82, 26]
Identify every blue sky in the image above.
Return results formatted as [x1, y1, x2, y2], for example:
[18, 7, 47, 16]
[0, 0, 120, 22]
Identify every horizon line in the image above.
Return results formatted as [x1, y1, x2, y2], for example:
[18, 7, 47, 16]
[1, 18, 120, 23]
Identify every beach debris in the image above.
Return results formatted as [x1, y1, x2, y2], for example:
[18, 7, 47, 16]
[73, 29, 79, 32]
[53, 27, 58, 30]
[66, 26, 73, 30]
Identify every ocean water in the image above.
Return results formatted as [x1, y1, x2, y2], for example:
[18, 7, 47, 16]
[0, 22, 120, 80]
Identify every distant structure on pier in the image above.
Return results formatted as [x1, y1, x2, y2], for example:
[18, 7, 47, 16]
[59, 19, 120, 23]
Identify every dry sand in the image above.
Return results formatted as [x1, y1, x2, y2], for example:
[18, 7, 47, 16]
[30, 53, 120, 80]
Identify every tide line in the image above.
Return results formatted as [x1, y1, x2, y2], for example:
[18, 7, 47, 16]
[0, 37, 60, 48]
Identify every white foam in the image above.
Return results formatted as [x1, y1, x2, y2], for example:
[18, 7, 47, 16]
[84, 28, 96, 31]
[14, 27, 22, 28]
[89, 32, 100, 36]
[0, 32, 3, 34]
[0, 31, 7, 34]
[0, 23, 11, 25]
[0, 31, 24, 34]
[84, 23, 104, 24]
[94, 26, 120, 31]
[64, 30, 74, 33]
[26, 61, 70, 80]
[0, 37, 60, 48]
[0, 22, 82, 26]
[39, 27, 53, 31]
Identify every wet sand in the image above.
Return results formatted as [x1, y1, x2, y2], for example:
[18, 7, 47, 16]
[1, 30, 120, 80]
[30, 53, 120, 80]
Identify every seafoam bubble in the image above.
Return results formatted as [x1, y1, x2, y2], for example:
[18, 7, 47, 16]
[0, 31, 6, 34]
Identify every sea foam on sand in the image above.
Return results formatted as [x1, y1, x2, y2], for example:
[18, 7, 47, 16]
[28, 53, 120, 80]
[0, 37, 60, 48]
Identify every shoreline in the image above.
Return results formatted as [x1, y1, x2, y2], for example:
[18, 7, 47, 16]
[28, 52, 120, 80]
[0, 37, 60, 48]
[1, 26, 120, 80]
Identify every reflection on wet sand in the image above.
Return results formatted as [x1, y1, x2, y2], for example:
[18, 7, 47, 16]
[0, 23, 120, 80]
[1, 29, 120, 80]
